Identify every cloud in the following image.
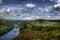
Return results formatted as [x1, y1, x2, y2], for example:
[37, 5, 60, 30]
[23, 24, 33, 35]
[25, 3, 36, 8]
[57, 0, 60, 3]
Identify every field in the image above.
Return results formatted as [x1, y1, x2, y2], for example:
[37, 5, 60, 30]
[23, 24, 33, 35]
[0, 19, 60, 40]
[0, 19, 25, 36]
[13, 20, 60, 40]
[0, 19, 14, 36]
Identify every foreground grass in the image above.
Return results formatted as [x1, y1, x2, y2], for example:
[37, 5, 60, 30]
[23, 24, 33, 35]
[13, 21, 60, 40]
[0, 19, 14, 36]
[0, 19, 24, 36]
[13, 28, 60, 40]
[0, 25, 13, 36]
[0, 19, 60, 40]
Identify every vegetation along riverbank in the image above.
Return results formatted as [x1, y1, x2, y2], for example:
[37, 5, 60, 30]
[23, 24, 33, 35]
[13, 20, 60, 40]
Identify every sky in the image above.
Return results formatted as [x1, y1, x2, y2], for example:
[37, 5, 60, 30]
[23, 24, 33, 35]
[0, 0, 60, 20]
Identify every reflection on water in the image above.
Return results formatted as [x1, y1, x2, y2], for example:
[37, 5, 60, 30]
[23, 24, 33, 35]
[0, 28, 20, 40]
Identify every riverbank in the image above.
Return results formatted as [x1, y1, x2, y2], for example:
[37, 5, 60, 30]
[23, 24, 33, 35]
[0, 28, 20, 40]
[13, 20, 60, 40]
[0, 25, 13, 36]
[13, 27, 60, 40]
[0, 19, 60, 40]
[0, 19, 24, 36]
[0, 19, 14, 36]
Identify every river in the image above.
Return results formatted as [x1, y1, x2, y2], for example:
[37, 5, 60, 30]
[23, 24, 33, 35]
[0, 28, 20, 40]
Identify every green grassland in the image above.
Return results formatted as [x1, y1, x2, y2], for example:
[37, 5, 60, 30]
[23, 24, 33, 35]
[13, 20, 60, 40]
[0, 19, 25, 36]
[0, 19, 14, 36]
[0, 25, 13, 36]
[0, 19, 60, 40]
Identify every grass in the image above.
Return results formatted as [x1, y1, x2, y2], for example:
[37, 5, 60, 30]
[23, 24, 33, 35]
[0, 19, 24, 36]
[13, 28, 60, 40]
[0, 19, 60, 40]
[13, 20, 60, 40]
[0, 19, 14, 36]
[0, 25, 13, 36]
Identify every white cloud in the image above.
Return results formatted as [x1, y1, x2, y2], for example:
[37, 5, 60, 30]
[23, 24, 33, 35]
[54, 3, 60, 8]
[57, 0, 60, 3]
[25, 3, 36, 8]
